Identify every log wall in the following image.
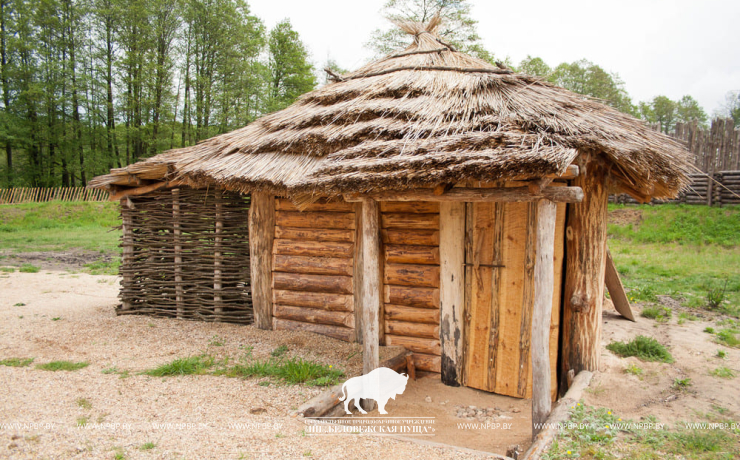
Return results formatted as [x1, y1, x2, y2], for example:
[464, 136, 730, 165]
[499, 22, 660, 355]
[119, 187, 252, 323]
[610, 171, 740, 206]
[381, 201, 442, 373]
[271, 198, 357, 342]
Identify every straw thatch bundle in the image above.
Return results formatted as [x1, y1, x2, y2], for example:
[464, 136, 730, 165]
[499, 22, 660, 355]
[90, 18, 693, 200]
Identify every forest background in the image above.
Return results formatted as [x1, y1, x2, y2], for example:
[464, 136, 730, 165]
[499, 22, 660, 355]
[0, 0, 738, 188]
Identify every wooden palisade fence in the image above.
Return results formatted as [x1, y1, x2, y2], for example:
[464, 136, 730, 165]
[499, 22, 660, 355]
[611, 118, 740, 206]
[0, 187, 108, 204]
[611, 171, 740, 206]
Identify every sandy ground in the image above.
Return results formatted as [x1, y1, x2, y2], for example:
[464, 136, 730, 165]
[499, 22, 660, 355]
[0, 271, 495, 459]
[1, 269, 739, 459]
[590, 301, 740, 426]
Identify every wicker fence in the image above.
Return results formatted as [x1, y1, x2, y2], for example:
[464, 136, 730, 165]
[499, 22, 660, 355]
[119, 187, 253, 324]
[0, 187, 108, 204]
[611, 171, 740, 206]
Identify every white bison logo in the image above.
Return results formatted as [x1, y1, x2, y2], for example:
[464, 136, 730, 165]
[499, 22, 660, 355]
[338, 367, 409, 415]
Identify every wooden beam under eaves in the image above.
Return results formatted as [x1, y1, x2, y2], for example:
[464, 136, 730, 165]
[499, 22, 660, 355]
[345, 186, 584, 204]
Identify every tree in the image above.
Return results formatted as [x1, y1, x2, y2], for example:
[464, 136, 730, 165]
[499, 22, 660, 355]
[266, 19, 315, 113]
[549, 59, 636, 115]
[676, 95, 707, 127]
[517, 55, 551, 78]
[717, 90, 740, 125]
[367, 0, 495, 63]
[648, 96, 677, 134]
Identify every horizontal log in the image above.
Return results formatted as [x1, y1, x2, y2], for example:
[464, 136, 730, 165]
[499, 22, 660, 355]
[412, 353, 441, 373]
[379, 202, 440, 214]
[272, 254, 353, 276]
[384, 285, 439, 309]
[274, 304, 355, 328]
[273, 318, 354, 342]
[511, 164, 580, 181]
[109, 180, 187, 201]
[385, 304, 440, 324]
[273, 289, 354, 312]
[272, 272, 353, 294]
[381, 229, 440, 246]
[385, 334, 441, 355]
[382, 213, 439, 230]
[384, 263, 440, 288]
[385, 319, 439, 339]
[275, 198, 353, 213]
[273, 239, 354, 258]
[350, 186, 584, 203]
[385, 244, 440, 265]
[275, 226, 355, 243]
[275, 211, 355, 229]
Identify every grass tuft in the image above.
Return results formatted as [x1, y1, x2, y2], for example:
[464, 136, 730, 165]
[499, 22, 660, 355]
[709, 366, 735, 379]
[606, 335, 673, 363]
[19, 264, 40, 273]
[143, 355, 215, 376]
[641, 305, 672, 322]
[218, 357, 343, 386]
[0, 357, 34, 367]
[36, 360, 89, 371]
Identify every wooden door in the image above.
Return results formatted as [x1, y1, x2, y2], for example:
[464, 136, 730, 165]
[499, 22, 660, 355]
[462, 198, 565, 400]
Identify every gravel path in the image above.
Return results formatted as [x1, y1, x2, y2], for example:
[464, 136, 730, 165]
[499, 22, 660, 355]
[0, 271, 490, 459]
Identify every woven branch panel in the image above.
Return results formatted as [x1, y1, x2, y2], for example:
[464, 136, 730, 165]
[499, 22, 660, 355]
[118, 187, 252, 324]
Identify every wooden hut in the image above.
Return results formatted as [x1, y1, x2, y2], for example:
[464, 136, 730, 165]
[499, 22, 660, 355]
[89, 18, 692, 431]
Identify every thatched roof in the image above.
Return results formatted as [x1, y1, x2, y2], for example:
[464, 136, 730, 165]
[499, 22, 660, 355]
[90, 17, 693, 200]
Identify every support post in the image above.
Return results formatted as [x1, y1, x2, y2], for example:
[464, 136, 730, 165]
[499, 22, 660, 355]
[604, 247, 635, 321]
[439, 201, 465, 386]
[532, 199, 557, 438]
[561, 161, 608, 394]
[353, 202, 364, 343]
[120, 197, 134, 311]
[361, 198, 381, 411]
[248, 191, 275, 330]
[214, 189, 224, 318]
[173, 188, 183, 319]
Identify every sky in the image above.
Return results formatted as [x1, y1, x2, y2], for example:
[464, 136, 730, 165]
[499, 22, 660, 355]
[248, 0, 740, 116]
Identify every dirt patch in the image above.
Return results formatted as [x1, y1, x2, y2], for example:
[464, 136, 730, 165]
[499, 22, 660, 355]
[356, 377, 531, 457]
[608, 208, 643, 227]
[0, 249, 112, 271]
[589, 304, 740, 427]
[0, 272, 486, 459]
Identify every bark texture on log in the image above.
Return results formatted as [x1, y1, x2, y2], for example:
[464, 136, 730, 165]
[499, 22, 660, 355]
[249, 192, 275, 330]
[561, 161, 608, 393]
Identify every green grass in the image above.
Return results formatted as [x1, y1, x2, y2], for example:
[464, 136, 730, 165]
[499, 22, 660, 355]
[608, 204, 740, 246]
[271, 344, 289, 357]
[0, 357, 34, 367]
[546, 403, 740, 459]
[36, 360, 89, 371]
[624, 363, 644, 376]
[76, 398, 92, 409]
[139, 442, 156, 451]
[715, 328, 740, 348]
[606, 335, 674, 363]
[19, 264, 40, 273]
[641, 305, 672, 322]
[710, 366, 736, 379]
[143, 355, 215, 376]
[608, 205, 740, 317]
[0, 201, 120, 254]
[217, 357, 344, 386]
